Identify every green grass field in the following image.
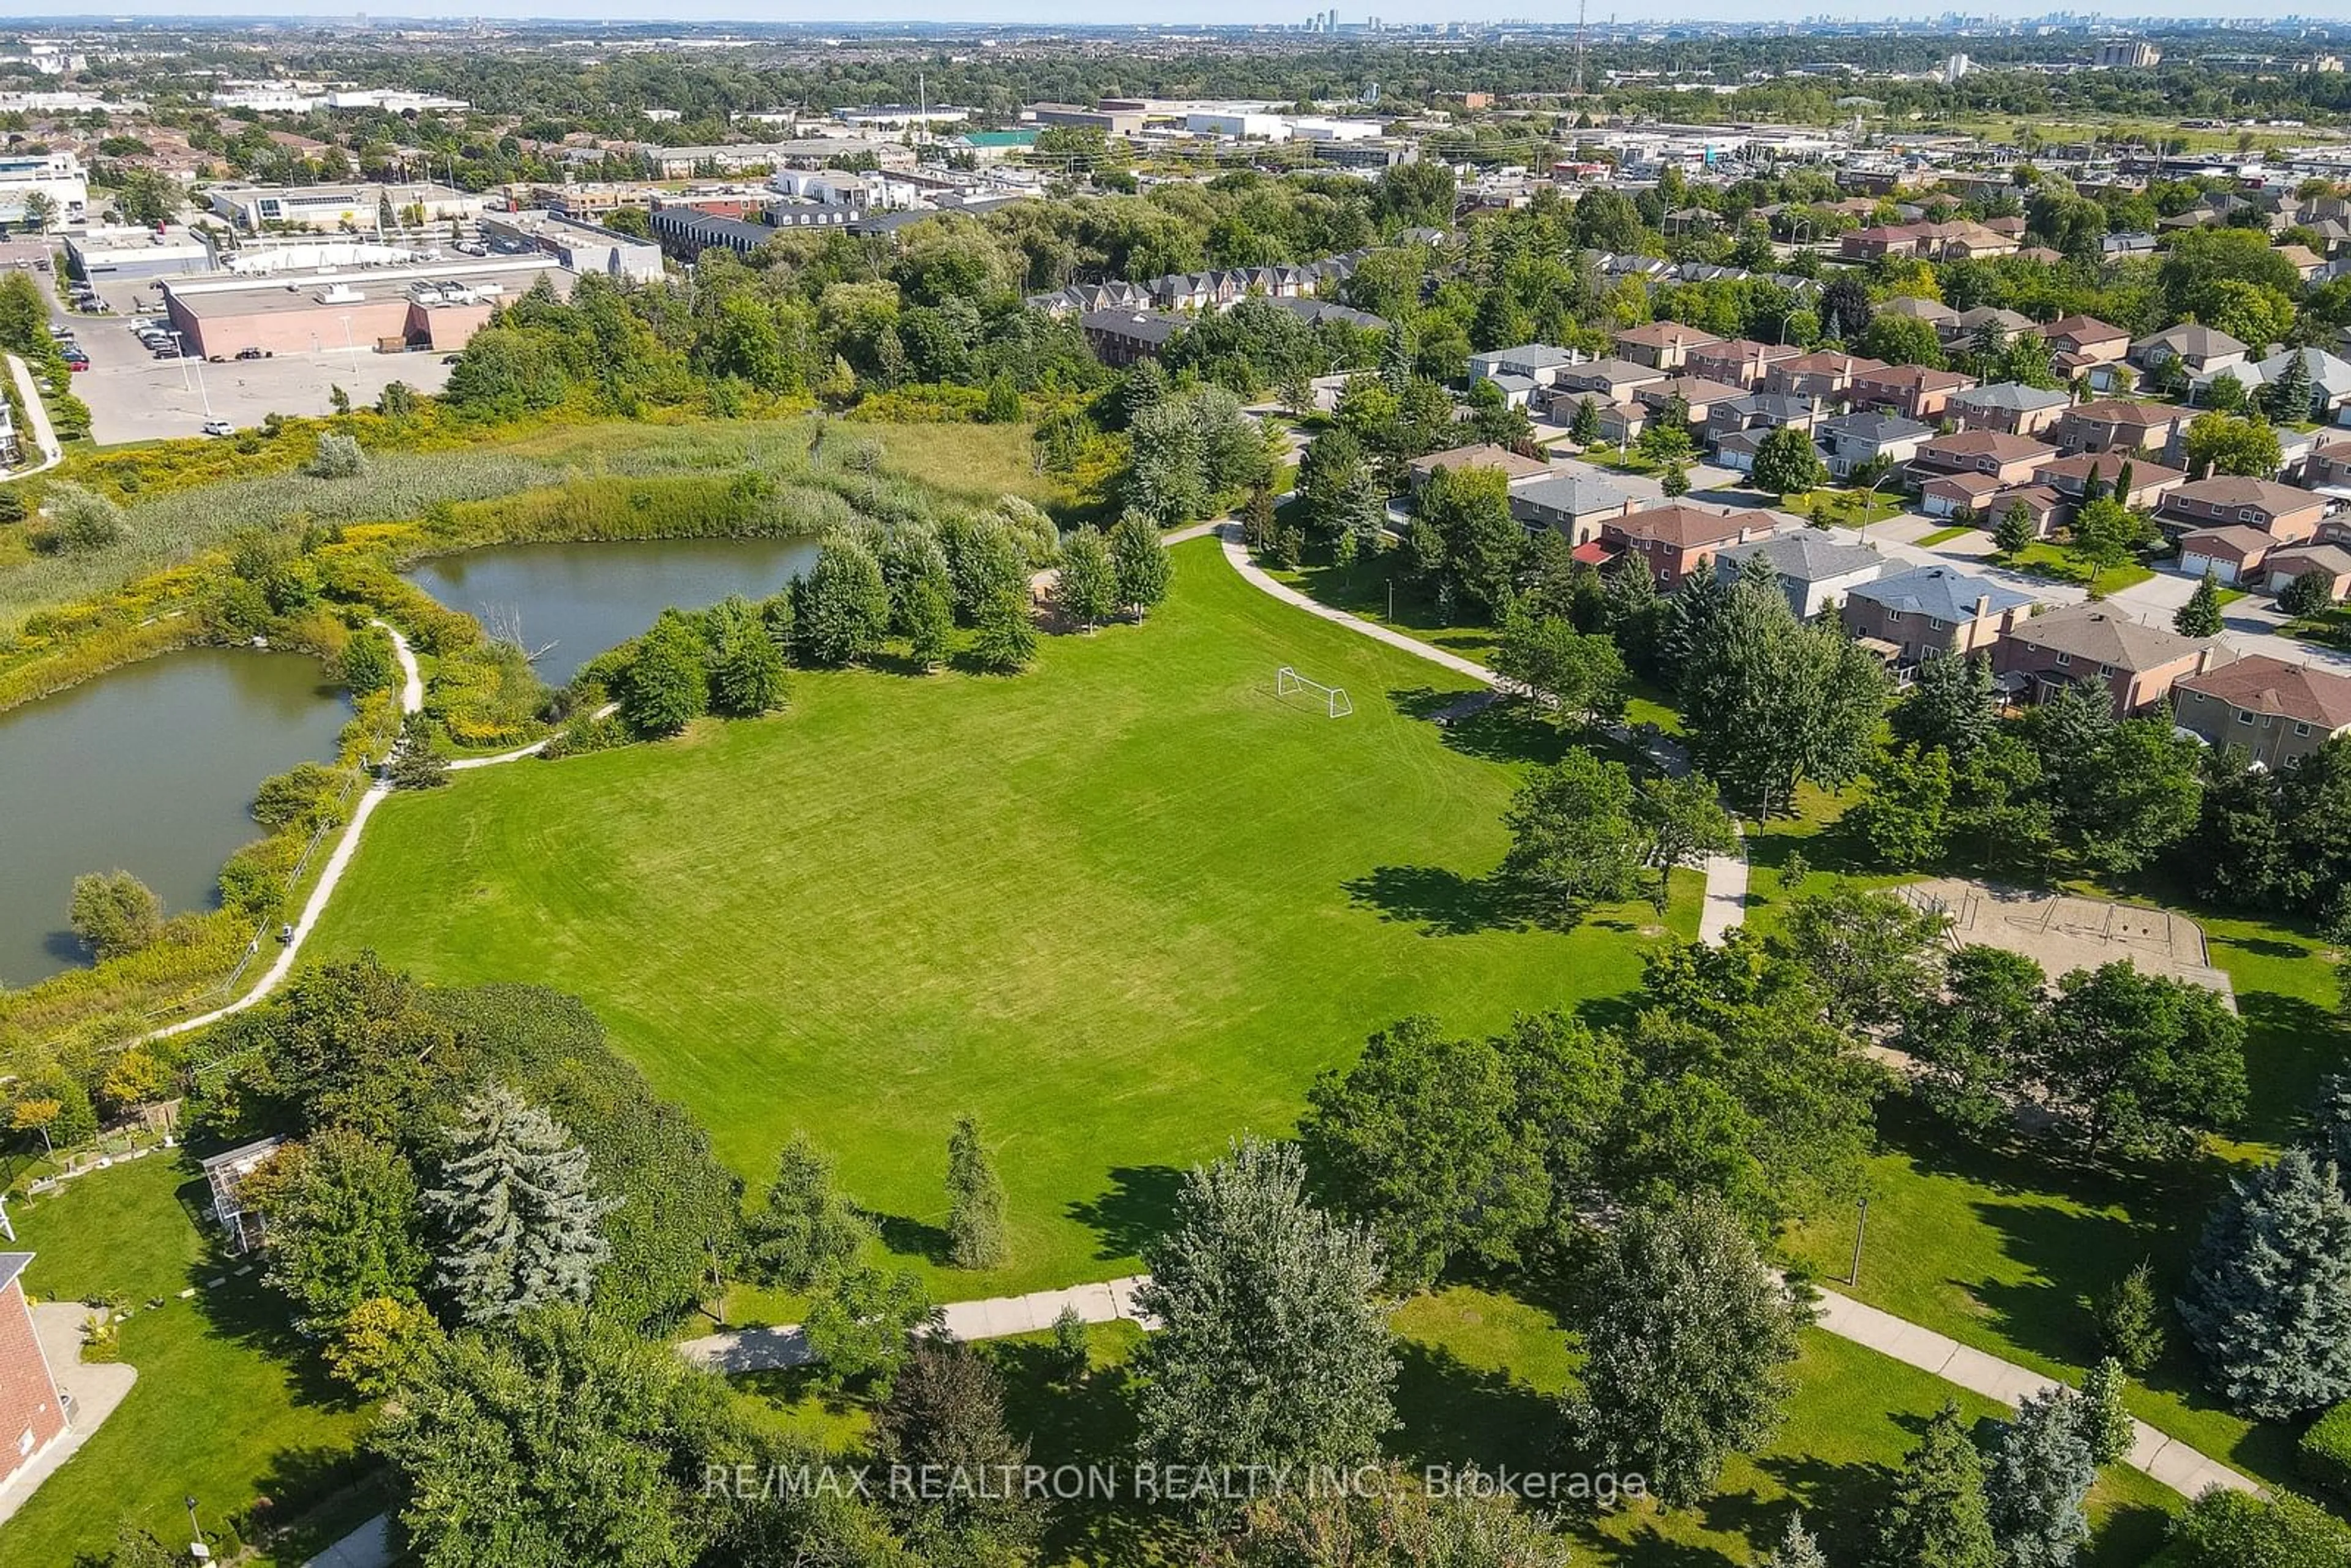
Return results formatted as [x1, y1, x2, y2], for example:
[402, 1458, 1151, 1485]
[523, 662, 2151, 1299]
[312, 539, 1697, 1297]
[2, 1155, 379, 1567]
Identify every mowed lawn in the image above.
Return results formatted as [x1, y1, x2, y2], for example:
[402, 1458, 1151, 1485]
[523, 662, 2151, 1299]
[312, 539, 1692, 1296]
[2, 1155, 378, 1567]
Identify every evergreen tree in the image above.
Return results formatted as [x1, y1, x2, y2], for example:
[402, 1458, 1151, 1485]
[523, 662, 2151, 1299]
[1567, 1194, 1809, 1509]
[2096, 1259, 2168, 1373]
[872, 1339, 1043, 1562]
[945, 1114, 1008, 1269]
[426, 1087, 617, 1326]
[1870, 1401, 1998, 1568]
[2179, 1147, 2351, 1419]
[1995, 500, 2037, 556]
[1763, 1514, 1831, 1568]
[1660, 462, 1690, 498]
[1109, 510, 1172, 618]
[1057, 525, 1119, 629]
[2176, 570, 2226, 639]
[1569, 394, 1602, 448]
[970, 582, 1038, 673]
[1048, 1303, 1090, 1384]
[1134, 1136, 1395, 1485]
[1379, 321, 1414, 392]
[2267, 348, 2315, 426]
[742, 1132, 870, 1290]
[2080, 1357, 2137, 1466]
[1986, 1386, 2098, 1568]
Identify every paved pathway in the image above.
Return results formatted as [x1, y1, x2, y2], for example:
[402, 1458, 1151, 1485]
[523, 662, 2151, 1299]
[1, 353, 61, 482]
[147, 622, 424, 1041]
[679, 1275, 1154, 1374]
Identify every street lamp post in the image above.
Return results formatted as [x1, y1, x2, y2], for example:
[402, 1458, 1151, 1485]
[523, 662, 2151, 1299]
[1848, 1196, 1869, 1287]
[186, 1495, 210, 1561]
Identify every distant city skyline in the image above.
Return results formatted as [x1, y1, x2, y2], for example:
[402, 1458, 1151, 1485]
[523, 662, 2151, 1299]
[1, 2, 2331, 26]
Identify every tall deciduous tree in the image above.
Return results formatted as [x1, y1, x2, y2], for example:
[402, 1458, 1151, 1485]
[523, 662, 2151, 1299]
[1566, 1194, 1809, 1509]
[1133, 1137, 1396, 1484]
[2040, 961, 2246, 1161]
[426, 1087, 616, 1326]
[67, 869, 162, 960]
[1109, 510, 1172, 618]
[1778, 882, 1949, 1032]
[872, 1340, 1042, 1562]
[1501, 750, 1642, 922]
[1494, 612, 1629, 729]
[2179, 1147, 2351, 1420]
[1057, 525, 1119, 629]
[793, 533, 891, 667]
[1900, 945, 2047, 1136]
[1681, 577, 1888, 819]
[1750, 425, 1829, 497]
[247, 1128, 428, 1333]
[1634, 772, 1737, 916]
[970, 581, 1038, 673]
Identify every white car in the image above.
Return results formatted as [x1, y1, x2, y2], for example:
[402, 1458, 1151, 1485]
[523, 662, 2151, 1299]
[200, 419, 234, 437]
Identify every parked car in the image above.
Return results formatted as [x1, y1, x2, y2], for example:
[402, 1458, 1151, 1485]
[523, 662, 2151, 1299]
[65, 358, 88, 372]
[235, 347, 272, 361]
[151, 345, 181, 360]
[201, 419, 234, 437]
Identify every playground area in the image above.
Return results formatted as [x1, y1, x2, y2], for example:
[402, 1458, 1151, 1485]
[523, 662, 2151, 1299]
[1896, 877, 2237, 1006]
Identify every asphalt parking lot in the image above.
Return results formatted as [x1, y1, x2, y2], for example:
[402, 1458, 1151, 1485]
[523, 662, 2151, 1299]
[47, 271, 457, 443]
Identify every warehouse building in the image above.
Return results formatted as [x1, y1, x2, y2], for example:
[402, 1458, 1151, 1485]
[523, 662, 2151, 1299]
[202, 179, 491, 233]
[476, 209, 664, 283]
[158, 255, 574, 359]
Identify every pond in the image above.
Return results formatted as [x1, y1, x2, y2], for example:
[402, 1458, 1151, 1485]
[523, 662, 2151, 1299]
[403, 535, 820, 686]
[0, 647, 350, 986]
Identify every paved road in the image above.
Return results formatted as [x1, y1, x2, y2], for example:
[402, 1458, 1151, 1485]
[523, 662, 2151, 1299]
[1, 352, 61, 481]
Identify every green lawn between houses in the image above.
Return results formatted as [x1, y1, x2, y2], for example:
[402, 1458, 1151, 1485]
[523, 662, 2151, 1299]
[311, 538, 1701, 1300]
[741, 1285, 2179, 1567]
[2, 1153, 381, 1567]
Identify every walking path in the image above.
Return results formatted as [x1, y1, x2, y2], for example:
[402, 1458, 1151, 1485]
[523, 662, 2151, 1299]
[147, 622, 424, 1042]
[679, 1275, 1153, 1373]
[1, 353, 62, 481]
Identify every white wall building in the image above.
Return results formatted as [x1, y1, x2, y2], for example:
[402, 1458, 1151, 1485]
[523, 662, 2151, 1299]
[0, 151, 88, 228]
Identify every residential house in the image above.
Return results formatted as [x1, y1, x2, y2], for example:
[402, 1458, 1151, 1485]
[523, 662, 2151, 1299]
[1992, 604, 2222, 717]
[1635, 375, 1749, 427]
[1818, 411, 1935, 478]
[1685, 338, 1802, 389]
[1547, 356, 1667, 405]
[1613, 321, 1722, 372]
[1079, 308, 1185, 366]
[2155, 476, 2329, 544]
[2300, 434, 2351, 495]
[2263, 542, 2351, 600]
[1850, 363, 1977, 423]
[1764, 351, 1888, 403]
[0, 1254, 68, 1502]
[2177, 525, 2279, 586]
[2038, 313, 2131, 366]
[2173, 655, 2351, 768]
[1948, 381, 2071, 438]
[1469, 343, 1579, 386]
[1919, 471, 2010, 519]
[1842, 564, 2037, 667]
[1941, 306, 2035, 353]
[2279, 243, 2328, 282]
[1407, 443, 1552, 492]
[2101, 231, 2159, 260]
[2130, 323, 2249, 377]
[1877, 295, 1959, 331]
[2227, 347, 2351, 421]
[2050, 397, 2193, 460]
[1910, 430, 2060, 487]
[1600, 503, 1779, 590]
[1509, 471, 1635, 544]
[1712, 528, 1888, 620]
[1977, 483, 2068, 538]
[2032, 452, 2188, 512]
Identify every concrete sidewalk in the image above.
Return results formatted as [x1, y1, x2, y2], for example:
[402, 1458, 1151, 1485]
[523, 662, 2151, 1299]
[0, 1304, 138, 1528]
[677, 1275, 1153, 1373]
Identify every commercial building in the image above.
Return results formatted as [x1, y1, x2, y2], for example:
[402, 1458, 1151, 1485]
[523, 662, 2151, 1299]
[64, 227, 217, 282]
[0, 150, 86, 230]
[203, 180, 489, 233]
[1027, 103, 1147, 136]
[159, 256, 575, 359]
[635, 141, 915, 178]
[478, 209, 664, 284]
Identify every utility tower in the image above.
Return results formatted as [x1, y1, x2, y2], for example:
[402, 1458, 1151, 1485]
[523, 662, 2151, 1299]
[1572, 0, 1588, 97]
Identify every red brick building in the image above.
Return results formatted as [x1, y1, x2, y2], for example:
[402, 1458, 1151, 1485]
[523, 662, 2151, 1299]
[1599, 504, 1778, 590]
[0, 1254, 68, 1498]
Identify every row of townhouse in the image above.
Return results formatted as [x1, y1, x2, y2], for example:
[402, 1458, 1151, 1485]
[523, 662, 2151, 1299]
[1025, 228, 1447, 318]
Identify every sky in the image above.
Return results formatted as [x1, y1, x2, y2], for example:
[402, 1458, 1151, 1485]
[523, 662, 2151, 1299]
[9, 2, 2331, 25]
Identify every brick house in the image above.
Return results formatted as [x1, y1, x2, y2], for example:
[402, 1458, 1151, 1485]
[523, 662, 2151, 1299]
[1992, 603, 2224, 717]
[1635, 375, 1750, 427]
[1849, 363, 1978, 423]
[2173, 654, 2351, 768]
[2031, 452, 2189, 512]
[2301, 435, 2351, 492]
[2155, 476, 2330, 545]
[2052, 398, 2194, 459]
[2129, 323, 2249, 377]
[1948, 381, 2071, 438]
[1842, 564, 2038, 667]
[1764, 351, 1888, 403]
[1078, 307, 1185, 366]
[1919, 470, 2008, 519]
[2038, 313, 2132, 365]
[0, 1254, 68, 1499]
[1685, 338, 1802, 389]
[1546, 356, 1667, 405]
[1977, 483, 2068, 538]
[1508, 471, 1635, 544]
[1713, 527, 1889, 620]
[1407, 443, 1552, 492]
[1910, 430, 2060, 487]
[1600, 503, 1779, 590]
[1613, 321, 1722, 371]
[2263, 542, 2351, 601]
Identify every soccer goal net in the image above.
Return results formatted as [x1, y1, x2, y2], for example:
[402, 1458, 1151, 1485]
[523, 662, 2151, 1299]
[1277, 665, 1354, 718]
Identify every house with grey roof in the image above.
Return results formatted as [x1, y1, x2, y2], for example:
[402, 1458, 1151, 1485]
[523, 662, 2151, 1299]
[2131, 322, 2249, 376]
[1508, 471, 1635, 544]
[1841, 564, 2037, 669]
[1947, 381, 2071, 438]
[1469, 343, 1579, 386]
[2214, 347, 2351, 420]
[1713, 527, 1889, 619]
[1818, 411, 1935, 478]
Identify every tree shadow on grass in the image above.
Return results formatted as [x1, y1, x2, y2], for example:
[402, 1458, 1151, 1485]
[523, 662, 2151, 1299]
[1389, 686, 1570, 767]
[1343, 865, 1542, 937]
[1387, 1339, 1562, 1472]
[2235, 988, 2348, 1142]
[1744, 1452, 1895, 1568]
[240, 1445, 387, 1562]
[868, 1211, 953, 1267]
[988, 1346, 1180, 1566]
[1066, 1166, 1183, 1264]
[185, 1264, 356, 1413]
